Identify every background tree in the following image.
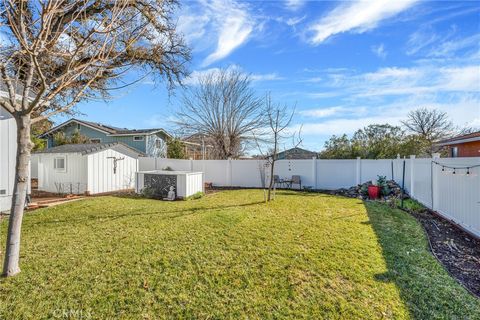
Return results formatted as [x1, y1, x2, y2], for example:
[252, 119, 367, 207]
[0, 0, 189, 277]
[320, 134, 355, 159]
[351, 124, 407, 159]
[31, 118, 52, 151]
[53, 130, 90, 146]
[401, 107, 454, 155]
[167, 138, 186, 159]
[175, 68, 264, 159]
[319, 124, 431, 159]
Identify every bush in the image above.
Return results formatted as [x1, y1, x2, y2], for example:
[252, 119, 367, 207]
[140, 186, 163, 199]
[187, 192, 204, 200]
[376, 175, 390, 196]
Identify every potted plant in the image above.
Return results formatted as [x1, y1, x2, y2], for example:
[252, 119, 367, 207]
[368, 181, 381, 199]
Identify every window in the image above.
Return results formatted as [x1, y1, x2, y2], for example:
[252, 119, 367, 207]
[451, 147, 458, 158]
[133, 136, 144, 141]
[90, 138, 101, 144]
[155, 139, 162, 148]
[0, 189, 6, 195]
[54, 157, 66, 172]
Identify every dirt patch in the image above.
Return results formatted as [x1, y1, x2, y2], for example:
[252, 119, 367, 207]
[406, 208, 480, 298]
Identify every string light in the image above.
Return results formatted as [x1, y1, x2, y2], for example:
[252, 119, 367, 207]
[433, 161, 480, 175]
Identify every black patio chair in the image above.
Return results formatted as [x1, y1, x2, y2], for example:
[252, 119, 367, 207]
[273, 175, 282, 188]
[291, 175, 301, 189]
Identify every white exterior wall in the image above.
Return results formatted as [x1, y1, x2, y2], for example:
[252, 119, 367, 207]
[87, 148, 138, 194]
[37, 153, 88, 194]
[0, 107, 16, 212]
[30, 153, 39, 179]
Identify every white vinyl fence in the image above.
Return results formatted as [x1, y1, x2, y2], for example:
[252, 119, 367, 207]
[139, 156, 480, 237]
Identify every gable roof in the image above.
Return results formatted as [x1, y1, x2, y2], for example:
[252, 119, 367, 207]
[437, 131, 480, 146]
[34, 142, 145, 158]
[39, 118, 171, 138]
[277, 147, 318, 156]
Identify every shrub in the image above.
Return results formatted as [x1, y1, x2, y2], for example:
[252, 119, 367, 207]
[141, 186, 162, 199]
[187, 192, 204, 200]
[376, 175, 390, 196]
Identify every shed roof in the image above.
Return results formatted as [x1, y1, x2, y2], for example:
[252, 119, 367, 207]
[34, 142, 145, 158]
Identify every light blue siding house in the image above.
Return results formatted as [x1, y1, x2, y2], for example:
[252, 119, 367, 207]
[39, 119, 171, 157]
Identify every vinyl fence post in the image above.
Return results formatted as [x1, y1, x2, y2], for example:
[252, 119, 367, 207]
[189, 157, 194, 172]
[410, 155, 415, 198]
[312, 156, 317, 189]
[431, 153, 440, 210]
[226, 158, 232, 187]
[356, 157, 361, 185]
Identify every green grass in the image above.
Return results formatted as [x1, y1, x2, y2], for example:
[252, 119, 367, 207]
[1, 190, 478, 319]
[395, 198, 426, 213]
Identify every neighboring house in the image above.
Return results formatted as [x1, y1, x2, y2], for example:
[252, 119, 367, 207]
[39, 118, 171, 157]
[276, 147, 319, 160]
[437, 131, 480, 157]
[35, 143, 141, 195]
[0, 106, 16, 212]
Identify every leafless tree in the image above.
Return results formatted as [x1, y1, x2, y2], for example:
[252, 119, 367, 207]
[255, 94, 299, 202]
[401, 107, 454, 155]
[401, 108, 454, 141]
[175, 68, 264, 159]
[0, 0, 190, 277]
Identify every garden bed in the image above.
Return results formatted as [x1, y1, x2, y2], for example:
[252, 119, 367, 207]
[403, 202, 480, 297]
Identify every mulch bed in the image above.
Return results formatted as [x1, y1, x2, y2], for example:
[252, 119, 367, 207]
[405, 207, 480, 298]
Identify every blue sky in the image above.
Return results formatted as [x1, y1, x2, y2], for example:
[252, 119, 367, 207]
[64, 0, 480, 151]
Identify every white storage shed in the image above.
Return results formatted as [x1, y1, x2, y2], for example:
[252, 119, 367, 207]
[36, 143, 141, 195]
[0, 106, 16, 212]
[136, 170, 204, 199]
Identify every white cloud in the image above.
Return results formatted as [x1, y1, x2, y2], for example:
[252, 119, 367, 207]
[405, 24, 480, 58]
[201, 0, 254, 67]
[356, 65, 480, 97]
[177, 13, 210, 45]
[184, 66, 282, 85]
[296, 96, 480, 137]
[363, 67, 421, 81]
[307, 0, 418, 45]
[300, 106, 344, 118]
[177, 0, 255, 67]
[250, 73, 283, 81]
[406, 26, 442, 55]
[286, 15, 306, 26]
[429, 34, 480, 58]
[285, 0, 305, 11]
[371, 43, 387, 59]
[300, 106, 367, 118]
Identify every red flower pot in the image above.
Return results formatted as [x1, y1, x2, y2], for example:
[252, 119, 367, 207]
[368, 185, 381, 199]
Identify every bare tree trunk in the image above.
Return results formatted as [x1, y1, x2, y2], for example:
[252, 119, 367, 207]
[3, 114, 33, 277]
[267, 160, 275, 201]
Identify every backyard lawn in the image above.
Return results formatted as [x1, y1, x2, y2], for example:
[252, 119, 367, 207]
[1, 190, 479, 319]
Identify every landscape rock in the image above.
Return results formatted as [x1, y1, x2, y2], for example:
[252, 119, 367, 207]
[329, 180, 406, 201]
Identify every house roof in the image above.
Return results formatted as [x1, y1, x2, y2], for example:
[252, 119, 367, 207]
[436, 131, 480, 146]
[277, 147, 318, 156]
[34, 142, 146, 157]
[39, 118, 171, 138]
